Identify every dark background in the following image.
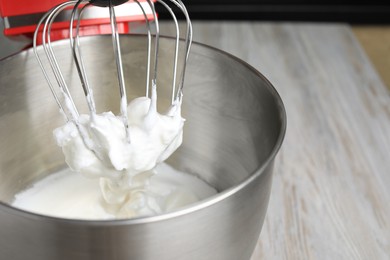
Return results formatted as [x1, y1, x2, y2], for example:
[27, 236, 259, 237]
[156, 1, 390, 24]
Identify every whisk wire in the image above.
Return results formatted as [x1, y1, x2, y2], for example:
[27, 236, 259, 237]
[109, 1, 131, 141]
[71, 1, 97, 113]
[170, 0, 193, 101]
[33, 10, 64, 116]
[134, 0, 152, 97]
[156, 0, 179, 105]
[43, 1, 80, 119]
[146, 0, 159, 91]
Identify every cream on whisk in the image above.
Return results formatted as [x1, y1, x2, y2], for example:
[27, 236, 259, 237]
[53, 84, 186, 217]
[55, 85, 184, 176]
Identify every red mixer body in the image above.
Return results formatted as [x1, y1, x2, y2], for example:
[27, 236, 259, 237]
[0, 0, 154, 44]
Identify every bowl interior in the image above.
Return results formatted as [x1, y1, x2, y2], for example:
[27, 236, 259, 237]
[0, 35, 285, 207]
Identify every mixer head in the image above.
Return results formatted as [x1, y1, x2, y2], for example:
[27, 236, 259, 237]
[33, 0, 192, 162]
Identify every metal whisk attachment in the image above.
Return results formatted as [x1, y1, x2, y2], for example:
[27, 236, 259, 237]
[33, 0, 192, 161]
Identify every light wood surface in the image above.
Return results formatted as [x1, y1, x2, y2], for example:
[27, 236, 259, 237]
[161, 21, 390, 259]
[352, 26, 390, 90]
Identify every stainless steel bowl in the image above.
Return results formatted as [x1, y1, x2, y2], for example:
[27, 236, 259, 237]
[0, 35, 286, 260]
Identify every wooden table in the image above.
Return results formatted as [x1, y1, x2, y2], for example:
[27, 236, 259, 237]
[161, 21, 390, 259]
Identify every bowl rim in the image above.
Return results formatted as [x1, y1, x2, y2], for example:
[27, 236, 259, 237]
[0, 35, 287, 226]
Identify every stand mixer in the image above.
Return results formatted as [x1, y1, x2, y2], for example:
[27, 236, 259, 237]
[0, 1, 286, 259]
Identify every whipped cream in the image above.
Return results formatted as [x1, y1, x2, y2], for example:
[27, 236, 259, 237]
[49, 83, 195, 218]
[55, 84, 184, 179]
